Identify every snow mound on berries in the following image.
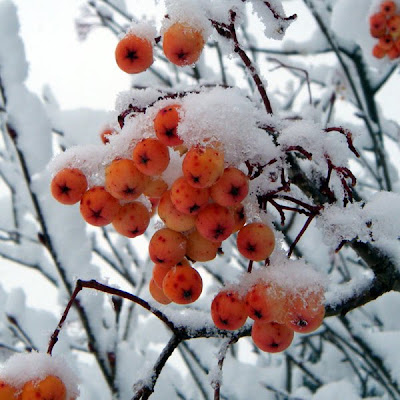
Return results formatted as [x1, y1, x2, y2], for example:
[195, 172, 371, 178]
[49, 86, 279, 188]
[227, 250, 327, 298]
[125, 22, 157, 42]
[0, 352, 79, 398]
[162, 0, 212, 38]
[176, 86, 278, 166]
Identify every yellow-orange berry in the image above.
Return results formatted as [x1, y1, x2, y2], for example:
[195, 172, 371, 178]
[149, 228, 187, 266]
[0, 381, 20, 400]
[237, 223, 275, 261]
[105, 158, 146, 201]
[170, 177, 210, 215]
[132, 138, 170, 176]
[51, 168, 88, 205]
[210, 167, 249, 207]
[21, 375, 66, 400]
[115, 33, 153, 74]
[158, 190, 196, 232]
[182, 146, 224, 188]
[195, 203, 235, 243]
[186, 229, 221, 262]
[80, 186, 120, 226]
[230, 203, 246, 233]
[163, 22, 205, 66]
[112, 201, 150, 238]
[143, 177, 168, 198]
[154, 105, 183, 146]
[149, 278, 172, 305]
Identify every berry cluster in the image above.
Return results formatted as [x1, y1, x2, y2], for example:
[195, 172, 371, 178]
[115, 21, 205, 74]
[0, 375, 72, 400]
[0, 353, 78, 400]
[211, 280, 324, 353]
[51, 18, 327, 355]
[370, 1, 400, 59]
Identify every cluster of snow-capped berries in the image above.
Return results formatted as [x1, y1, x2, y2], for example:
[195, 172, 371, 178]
[370, 0, 400, 59]
[50, 21, 326, 353]
[0, 374, 72, 400]
[51, 104, 274, 307]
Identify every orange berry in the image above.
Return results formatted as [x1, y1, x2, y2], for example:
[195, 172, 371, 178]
[51, 168, 88, 205]
[153, 259, 190, 288]
[387, 44, 400, 58]
[245, 282, 287, 324]
[143, 177, 168, 198]
[369, 12, 387, 32]
[251, 321, 294, 353]
[149, 278, 171, 305]
[195, 203, 235, 243]
[158, 190, 196, 232]
[388, 15, 400, 36]
[21, 375, 66, 400]
[285, 289, 325, 333]
[112, 201, 150, 238]
[148, 228, 187, 267]
[105, 158, 146, 201]
[152, 263, 173, 288]
[163, 22, 205, 66]
[170, 177, 210, 215]
[372, 43, 387, 58]
[0, 381, 20, 400]
[380, 1, 397, 16]
[211, 290, 247, 330]
[237, 223, 275, 261]
[154, 105, 183, 146]
[245, 283, 274, 323]
[378, 34, 394, 50]
[163, 263, 203, 304]
[80, 186, 120, 226]
[115, 33, 153, 74]
[370, 25, 386, 38]
[186, 229, 221, 262]
[210, 167, 249, 207]
[230, 203, 246, 233]
[182, 146, 225, 188]
[132, 138, 170, 176]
